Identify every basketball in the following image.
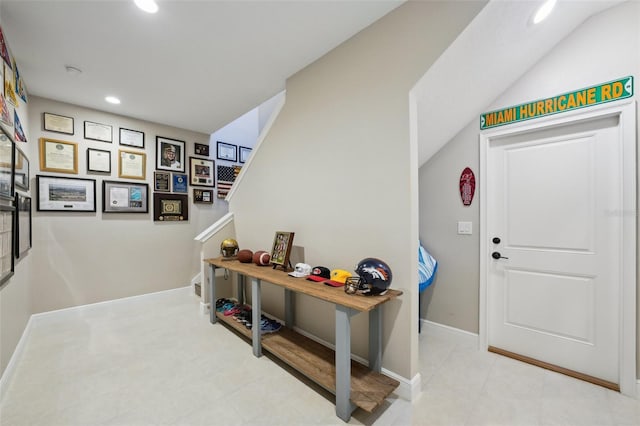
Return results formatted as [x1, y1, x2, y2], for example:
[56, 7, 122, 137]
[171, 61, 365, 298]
[237, 249, 253, 263]
[253, 251, 271, 266]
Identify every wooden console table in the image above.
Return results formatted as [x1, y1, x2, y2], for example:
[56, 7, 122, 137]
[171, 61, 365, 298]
[204, 257, 402, 422]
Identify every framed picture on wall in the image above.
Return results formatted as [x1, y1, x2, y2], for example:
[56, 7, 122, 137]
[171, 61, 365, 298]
[118, 149, 146, 180]
[38, 137, 78, 174]
[154, 171, 171, 192]
[153, 193, 188, 221]
[87, 148, 111, 174]
[84, 120, 112, 143]
[172, 173, 188, 193]
[156, 136, 185, 172]
[193, 188, 213, 204]
[15, 193, 31, 259]
[0, 127, 13, 200]
[0, 203, 15, 287]
[189, 157, 214, 187]
[43, 112, 74, 135]
[36, 175, 96, 212]
[194, 143, 209, 157]
[119, 128, 145, 148]
[14, 145, 28, 191]
[216, 141, 237, 162]
[102, 180, 148, 213]
[239, 146, 252, 164]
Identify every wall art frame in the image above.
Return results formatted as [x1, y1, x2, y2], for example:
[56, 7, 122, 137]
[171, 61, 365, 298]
[13, 144, 28, 191]
[0, 128, 14, 200]
[172, 173, 188, 193]
[36, 175, 96, 212]
[43, 112, 74, 135]
[118, 149, 146, 180]
[15, 193, 31, 259]
[216, 141, 237, 162]
[87, 148, 111, 174]
[189, 157, 214, 187]
[239, 146, 252, 164]
[153, 193, 188, 221]
[194, 142, 209, 157]
[0, 203, 15, 287]
[38, 137, 78, 174]
[270, 231, 295, 271]
[154, 171, 171, 192]
[84, 120, 112, 143]
[119, 127, 145, 148]
[193, 188, 213, 204]
[102, 180, 148, 213]
[156, 136, 185, 172]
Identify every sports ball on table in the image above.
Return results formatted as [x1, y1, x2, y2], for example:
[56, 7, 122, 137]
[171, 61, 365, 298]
[252, 250, 271, 266]
[237, 249, 253, 263]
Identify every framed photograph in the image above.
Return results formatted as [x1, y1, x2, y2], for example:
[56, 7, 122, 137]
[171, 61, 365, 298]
[194, 143, 209, 157]
[0, 204, 15, 287]
[270, 231, 295, 271]
[172, 173, 188, 193]
[189, 157, 214, 187]
[216, 141, 237, 162]
[0, 128, 13, 200]
[119, 128, 145, 148]
[118, 149, 146, 180]
[102, 180, 148, 213]
[154, 171, 171, 192]
[36, 175, 96, 212]
[156, 136, 185, 172]
[87, 148, 111, 174]
[84, 120, 112, 143]
[43, 112, 74, 135]
[15, 193, 31, 259]
[153, 193, 188, 221]
[14, 145, 28, 191]
[193, 188, 213, 204]
[239, 146, 252, 164]
[39, 137, 78, 174]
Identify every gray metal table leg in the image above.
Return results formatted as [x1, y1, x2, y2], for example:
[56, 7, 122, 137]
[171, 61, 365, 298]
[284, 289, 294, 329]
[251, 277, 262, 357]
[209, 264, 217, 324]
[335, 305, 356, 422]
[369, 307, 382, 373]
[238, 274, 245, 305]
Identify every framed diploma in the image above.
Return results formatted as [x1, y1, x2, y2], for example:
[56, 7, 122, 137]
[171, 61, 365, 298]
[36, 175, 96, 212]
[14, 145, 29, 191]
[119, 128, 145, 148]
[189, 157, 214, 187]
[43, 112, 74, 135]
[154, 171, 171, 192]
[84, 121, 112, 143]
[118, 149, 146, 180]
[87, 148, 111, 174]
[39, 137, 78, 174]
[193, 188, 213, 204]
[153, 193, 188, 221]
[102, 180, 148, 213]
[216, 141, 237, 162]
[239, 146, 252, 164]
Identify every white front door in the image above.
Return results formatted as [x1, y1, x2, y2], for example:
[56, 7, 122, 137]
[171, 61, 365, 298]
[485, 109, 630, 387]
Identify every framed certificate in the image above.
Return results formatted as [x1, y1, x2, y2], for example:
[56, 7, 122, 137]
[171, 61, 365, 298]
[43, 112, 74, 135]
[39, 137, 78, 174]
[239, 146, 252, 163]
[119, 128, 144, 148]
[118, 149, 146, 180]
[87, 148, 111, 173]
[102, 180, 148, 213]
[84, 121, 112, 142]
[216, 141, 237, 162]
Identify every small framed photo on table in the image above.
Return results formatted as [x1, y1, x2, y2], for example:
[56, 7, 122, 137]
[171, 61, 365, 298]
[216, 141, 237, 162]
[270, 231, 295, 271]
[189, 157, 214, 187]
[102, 180, 148, 213]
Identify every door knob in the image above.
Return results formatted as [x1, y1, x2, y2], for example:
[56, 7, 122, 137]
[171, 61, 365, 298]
[492, 237, 501, 244]
[492, 251, 509, 260]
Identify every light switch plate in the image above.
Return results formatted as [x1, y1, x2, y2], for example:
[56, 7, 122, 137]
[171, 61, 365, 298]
[458, 221, 472, 235]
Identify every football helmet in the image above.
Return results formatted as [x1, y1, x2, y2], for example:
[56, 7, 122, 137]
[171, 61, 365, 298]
[220, 238, 239, 258]
[344, 258, 392, 296]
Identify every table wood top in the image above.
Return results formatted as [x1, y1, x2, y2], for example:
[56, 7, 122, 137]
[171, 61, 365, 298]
[205, 257, 402, 312]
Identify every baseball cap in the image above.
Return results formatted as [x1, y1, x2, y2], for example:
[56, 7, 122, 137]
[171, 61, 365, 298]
[306, 266, 331, 282]
[324, 269, 352, 287]
[288, 263, 312, 278]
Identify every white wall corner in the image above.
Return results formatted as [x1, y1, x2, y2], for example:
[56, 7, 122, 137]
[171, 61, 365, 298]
[386, 369, 421, 402]
[0, 315, 33, 401]
[421, 319, 479, 348]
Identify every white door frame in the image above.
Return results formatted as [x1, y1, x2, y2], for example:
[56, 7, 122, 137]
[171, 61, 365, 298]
[479, 101, 637, 397]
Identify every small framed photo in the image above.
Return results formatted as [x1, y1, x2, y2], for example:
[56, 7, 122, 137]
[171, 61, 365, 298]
[172, 173, 188, 193]
[156, 136, 185, 172]
[193, 188, 213, 204]
[0, 127, 13, 200]
[39, 137, 78, 174]
[154, 171, 171, 192]
[118, 149, 146, 180]
[102, 180, 149, 213]
[0, 204, 15, 287]
[189, 157, 215, 187]
[194, 143, 209, 157]
[43, 112, 74, 135]
[15, 193, 31, 259]
[153, 193, 188, 222]
[270, 231, 295, 271]
[14, 145, 29, 191]
[119, 128, 145, 149]
[239, 146, 252, 164]
[216, 141, 237, 162]
[87, 148, 111, 174]
[36, 175, 96, 212]
[84, 120, 112, 143]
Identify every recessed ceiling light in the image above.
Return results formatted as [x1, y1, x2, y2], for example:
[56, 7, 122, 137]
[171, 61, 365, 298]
[134, 0, 158, 14]
[105, 96, 121, 105]
[533, 0, 556, 24]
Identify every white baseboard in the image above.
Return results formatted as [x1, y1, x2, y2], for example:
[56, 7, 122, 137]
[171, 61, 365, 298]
[0, 315, 33, 402]
[191, 274, 200, 287]
[200, 301, 210, 315]
[420, 319, 479, 347]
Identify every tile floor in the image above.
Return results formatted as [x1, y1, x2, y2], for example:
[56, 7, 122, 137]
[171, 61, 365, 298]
[0, 287, 638, 425]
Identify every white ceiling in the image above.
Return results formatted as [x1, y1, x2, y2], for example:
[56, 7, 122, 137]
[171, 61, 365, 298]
[0, 0, 403, 135]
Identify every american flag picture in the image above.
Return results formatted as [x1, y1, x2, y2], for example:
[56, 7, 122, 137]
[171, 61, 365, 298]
[217, 165, 241, 199]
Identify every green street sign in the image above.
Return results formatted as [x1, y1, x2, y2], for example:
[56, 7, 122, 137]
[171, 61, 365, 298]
[480, 76, 634, 130]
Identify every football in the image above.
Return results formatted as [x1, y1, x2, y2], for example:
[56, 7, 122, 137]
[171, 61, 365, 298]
[252, 251, 271, 266]
[237, 249, 253, 263]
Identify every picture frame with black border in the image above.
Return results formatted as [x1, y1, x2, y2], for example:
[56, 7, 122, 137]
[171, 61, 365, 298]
[119, 128, 145, 149]
[239, 146, 252, 164]
[43, 112, 74, 135]
[84, 120, 112, 143]
[102, 180, 149, 213]
[36, 175, 96, 212]
[194, 142, 209, 157]
[0, 203, 15, 287]
[118, 149, 146, 180]
[216, 141, 237, 162]
[193, 188, 213, 204]
[15, 193, 31, 259]
[270, 231, 295, 271]
[14, 145, 28, 191]
[189, 157, 214, 187]
[153, 193, 188, 221]
[172, 172, 188, 193]
[0, 126, 13, 201]
[156, 136, 185, 172]
[154, 171, 171, 192]
[87, 148, 111, 174]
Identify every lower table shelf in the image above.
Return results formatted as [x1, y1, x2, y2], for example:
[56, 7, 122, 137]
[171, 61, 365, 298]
[215, 311, 399, 413]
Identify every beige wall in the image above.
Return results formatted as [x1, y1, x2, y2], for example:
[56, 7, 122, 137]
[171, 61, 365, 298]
[230, 1, 486, 381]
[0, 96, 229, 376]
[419, 1, 639, 373]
